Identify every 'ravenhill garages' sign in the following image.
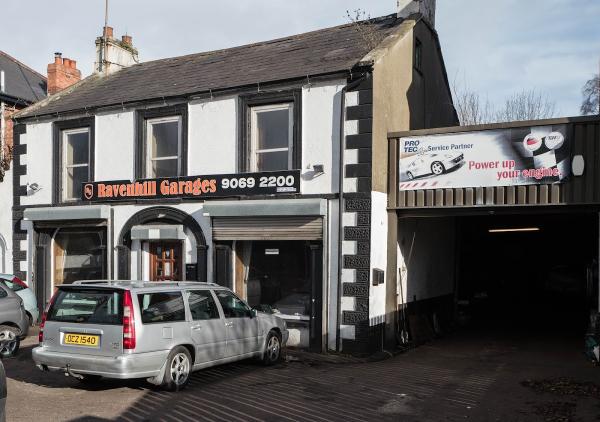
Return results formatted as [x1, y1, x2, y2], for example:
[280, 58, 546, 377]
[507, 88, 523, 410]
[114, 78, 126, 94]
[81, 170, 300, 201]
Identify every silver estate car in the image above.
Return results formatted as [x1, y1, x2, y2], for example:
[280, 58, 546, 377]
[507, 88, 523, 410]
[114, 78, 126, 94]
[32, 281, 288, 390]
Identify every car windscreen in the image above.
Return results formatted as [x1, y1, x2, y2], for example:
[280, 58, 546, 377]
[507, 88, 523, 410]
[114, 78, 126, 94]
[47, 288, 123, 325]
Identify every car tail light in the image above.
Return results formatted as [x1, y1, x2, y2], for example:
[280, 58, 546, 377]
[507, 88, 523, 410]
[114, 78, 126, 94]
[12, 276, 28, 289]
[39, 291, 58, 343]
[123, 290, 136, 350]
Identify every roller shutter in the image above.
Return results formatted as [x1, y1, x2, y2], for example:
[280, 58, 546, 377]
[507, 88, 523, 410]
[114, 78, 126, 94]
[212, 216, 323, 241]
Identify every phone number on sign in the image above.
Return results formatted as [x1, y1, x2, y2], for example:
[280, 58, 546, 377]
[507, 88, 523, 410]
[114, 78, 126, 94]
[221, 175, 297, 190]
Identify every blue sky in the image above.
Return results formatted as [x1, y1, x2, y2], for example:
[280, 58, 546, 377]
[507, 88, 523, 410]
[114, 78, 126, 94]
[2, 0, 598, 116]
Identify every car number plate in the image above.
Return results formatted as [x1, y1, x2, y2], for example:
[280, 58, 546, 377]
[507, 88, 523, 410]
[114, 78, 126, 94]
[64, 333, 100, 347]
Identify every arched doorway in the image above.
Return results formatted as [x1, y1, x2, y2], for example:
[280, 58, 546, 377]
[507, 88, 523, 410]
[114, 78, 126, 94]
[116, 207, 207, 282]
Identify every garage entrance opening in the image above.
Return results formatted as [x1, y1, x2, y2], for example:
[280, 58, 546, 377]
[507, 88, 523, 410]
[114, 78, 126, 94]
[398, 211, 599, 347]
[456, 213, 598, 335]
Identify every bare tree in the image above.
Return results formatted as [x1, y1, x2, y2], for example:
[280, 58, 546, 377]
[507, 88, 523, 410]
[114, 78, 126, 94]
[495, 90, 557, 123]
[452, 77, 557, 126]
[452, 85, 494, 126]
[451, 77, 494, 126]
[581, 74, 600, 115]
[346, 9, 386, 51]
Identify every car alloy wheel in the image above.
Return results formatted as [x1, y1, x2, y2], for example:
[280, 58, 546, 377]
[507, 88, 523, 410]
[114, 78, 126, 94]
[431, 162, 445, 175]
[0, 328, 18, 357]
[170, 352, 190, 387]
[267, 335, 280, 362]
[263, 331, 282, 365]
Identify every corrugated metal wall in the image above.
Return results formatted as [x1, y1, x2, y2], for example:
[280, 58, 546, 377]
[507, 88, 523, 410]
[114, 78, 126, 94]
[388, 118, 600, 210]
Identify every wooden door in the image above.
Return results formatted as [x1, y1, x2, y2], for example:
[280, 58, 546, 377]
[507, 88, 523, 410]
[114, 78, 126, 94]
[150, 242, 183, 281]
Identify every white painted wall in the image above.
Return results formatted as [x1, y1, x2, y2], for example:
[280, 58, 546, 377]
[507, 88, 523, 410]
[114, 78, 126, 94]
[369, 191, 388, 324]
[397, 217, 456, 305]
[20, 121, 53, 206]
[0, 166, 12, 274]
[95, 111, 134, 181]
[301, 81, 345, 195]
[188, 97, 237, 175]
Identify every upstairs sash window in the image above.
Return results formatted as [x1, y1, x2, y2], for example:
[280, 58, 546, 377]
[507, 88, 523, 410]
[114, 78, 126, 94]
[61, 128, 90, 202]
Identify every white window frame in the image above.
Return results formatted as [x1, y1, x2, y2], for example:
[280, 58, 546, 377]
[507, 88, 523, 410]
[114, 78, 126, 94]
[145, 115, 182, 178]
[61, 127, 90, 202]
[249, 103, 294, 172]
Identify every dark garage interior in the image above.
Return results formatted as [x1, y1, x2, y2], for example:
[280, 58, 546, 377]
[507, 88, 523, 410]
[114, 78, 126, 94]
[456, 212, 598, 336]
[398, 212, 599, 348]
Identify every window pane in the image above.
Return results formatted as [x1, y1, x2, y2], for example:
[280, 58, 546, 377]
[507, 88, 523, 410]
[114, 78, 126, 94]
[150, 120, 179, 158]
[256, 108, 290, 150]
[188, 291, 220, 320]
[66, 131, 89, 165]
[151, 159, 178, 178]
[48, 289, 122, 325]
[66, 165, 89, 200]
[215, 290, 252, 319]
[53, 230, 105, 286]
[138, 292, 186, 323]
[257, 150, 289, 172]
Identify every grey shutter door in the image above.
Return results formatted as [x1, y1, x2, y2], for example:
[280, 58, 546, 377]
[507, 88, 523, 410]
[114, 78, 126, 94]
[212, 217, 323, 241]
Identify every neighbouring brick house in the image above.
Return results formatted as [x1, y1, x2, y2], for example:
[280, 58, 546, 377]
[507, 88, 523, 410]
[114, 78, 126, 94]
[0, 51, 47, 273]
[14, 1, 457, 354]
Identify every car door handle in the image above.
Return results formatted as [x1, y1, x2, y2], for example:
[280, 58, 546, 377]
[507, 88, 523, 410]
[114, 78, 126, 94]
[191, 325, 202, 331]
[225, 322, 234, 327]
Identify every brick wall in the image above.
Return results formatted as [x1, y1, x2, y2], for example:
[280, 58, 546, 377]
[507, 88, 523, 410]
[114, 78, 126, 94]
[1, 104, 18, 182]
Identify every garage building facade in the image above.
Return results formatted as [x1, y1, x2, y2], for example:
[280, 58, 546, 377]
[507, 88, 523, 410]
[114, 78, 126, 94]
[384, 117, 600, 348]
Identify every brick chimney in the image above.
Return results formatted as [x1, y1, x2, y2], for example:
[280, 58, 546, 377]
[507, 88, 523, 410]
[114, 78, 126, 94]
[95, 26, 139, 74]
[397, 0, 436, 27]
[47, 52, 82, 95]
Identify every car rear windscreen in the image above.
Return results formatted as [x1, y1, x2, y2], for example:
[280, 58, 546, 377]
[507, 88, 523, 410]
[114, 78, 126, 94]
[48, 289, 123, 325]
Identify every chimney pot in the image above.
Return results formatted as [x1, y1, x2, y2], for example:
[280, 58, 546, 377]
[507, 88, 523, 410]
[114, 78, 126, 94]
[103, 26, 114, 38]
[47, 53, 81, 95]
[121, 35, 133, 46]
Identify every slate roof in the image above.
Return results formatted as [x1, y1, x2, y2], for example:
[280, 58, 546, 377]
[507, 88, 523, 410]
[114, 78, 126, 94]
[17, 14, 404, 119]
[0, 51, 47, 105]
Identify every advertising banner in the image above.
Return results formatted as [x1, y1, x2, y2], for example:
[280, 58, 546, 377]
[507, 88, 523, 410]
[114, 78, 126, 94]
[398, 124, 570, 191]
[81, 170, 300, 201]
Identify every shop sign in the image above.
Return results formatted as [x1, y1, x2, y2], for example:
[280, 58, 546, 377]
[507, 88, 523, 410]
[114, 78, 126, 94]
[398, 124, 570, 191]
[82, 170, 301, 201]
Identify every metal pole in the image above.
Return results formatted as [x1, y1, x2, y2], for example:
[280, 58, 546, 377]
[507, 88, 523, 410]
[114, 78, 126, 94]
[103, 0, 109, 74]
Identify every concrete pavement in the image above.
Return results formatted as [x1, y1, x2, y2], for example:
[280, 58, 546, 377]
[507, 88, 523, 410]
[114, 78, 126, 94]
[4, 328, 600, 421]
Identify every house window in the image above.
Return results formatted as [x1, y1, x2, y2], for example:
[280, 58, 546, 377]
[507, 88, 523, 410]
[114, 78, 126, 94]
[61, 128, 91, 202]
[250, 103, 294, 172]
[414, 38, 423, 73]
[239, 91, 301, 172]
[145, 116, 182, 178]
[136, 105, 187, 179]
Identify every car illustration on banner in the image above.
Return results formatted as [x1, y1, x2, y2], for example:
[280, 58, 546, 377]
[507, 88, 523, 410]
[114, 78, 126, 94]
[404, 152, 465, 180]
